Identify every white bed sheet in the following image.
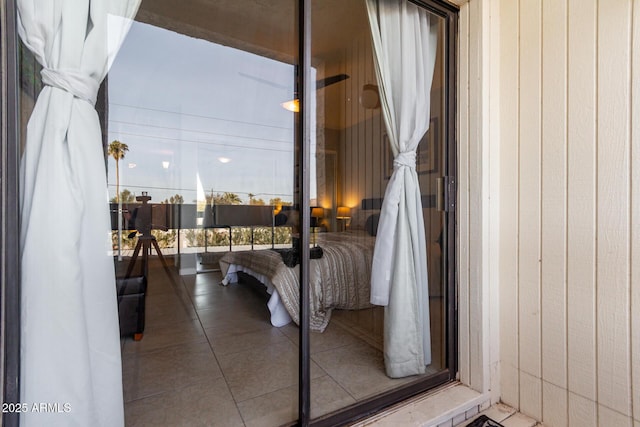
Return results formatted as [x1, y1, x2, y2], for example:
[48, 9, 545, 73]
[221, 264, 293, 327]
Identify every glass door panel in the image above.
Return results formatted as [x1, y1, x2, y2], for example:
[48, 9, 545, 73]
[308, 0, 450, 420]
[106, 2, 299, 425]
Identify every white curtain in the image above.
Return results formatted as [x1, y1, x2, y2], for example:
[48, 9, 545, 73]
[366, 0, 438, 378]
[17, 1, 140, 425]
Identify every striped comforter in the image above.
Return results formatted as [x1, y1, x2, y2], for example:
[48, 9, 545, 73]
[219, 231, 375, 332]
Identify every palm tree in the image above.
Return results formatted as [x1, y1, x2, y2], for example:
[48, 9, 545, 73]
[108, 140, 129, 260]
[221, 192, 243, 205]
[108, 140, 129, 202]
[209, 192, 243, 205]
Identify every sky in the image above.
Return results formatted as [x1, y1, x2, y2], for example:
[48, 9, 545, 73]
[107, 20, 310, 205]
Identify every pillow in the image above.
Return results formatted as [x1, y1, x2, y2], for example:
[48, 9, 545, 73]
[349, 208, 367, 230]
[274, 212, 288, 226]
[365, 214, 380, 236]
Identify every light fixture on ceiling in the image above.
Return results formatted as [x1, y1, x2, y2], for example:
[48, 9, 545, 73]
[162, 161, 170, 169]
[281, 99, 300, 113]
[360, 84, 380, 109]
[218, 157, 231, 164]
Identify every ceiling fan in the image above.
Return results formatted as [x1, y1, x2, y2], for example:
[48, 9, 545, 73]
[315, 73, 350, 89]
[286, 73, 350, 111]
[239, 71, 350, 90]
[239, 71, 349, 112]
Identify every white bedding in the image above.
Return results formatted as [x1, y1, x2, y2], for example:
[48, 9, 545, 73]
[219, 231, 376, 332]
[221, 264, 293, 327]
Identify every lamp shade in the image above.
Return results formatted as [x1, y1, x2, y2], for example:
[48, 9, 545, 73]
[336, 206, 350, 219]
[310, 207, 323, 228]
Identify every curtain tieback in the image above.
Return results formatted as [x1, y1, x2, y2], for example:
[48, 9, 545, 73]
[393, 151, 416, 169]
[41, 68, 99, 106]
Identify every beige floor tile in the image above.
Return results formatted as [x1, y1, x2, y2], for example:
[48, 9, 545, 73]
[125, 378, 243, 427]
[199, 307, 273, 337]
[209, 327, 289, 357]
[236, 385, 298, 427]
[145, 271, 181, 297]
[194, 273, 279, 338]
[309, 375, 358, 419]
[144, 292, 198, 329]
[122, 318, 207, 356]
[182, 271, 223, 296]
[277, 323, 300, 340]
[311, 342, 414, 401]
[122, 261, 446, 425]
[122, 341, 222, 402]
[216, 340, 325, 402]
[236, 375, 357, 427]
[280, 322, 368, 354]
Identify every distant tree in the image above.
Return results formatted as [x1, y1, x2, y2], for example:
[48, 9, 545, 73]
[110, 189, 136, 204]
[108, 140, 129, 261]
[107, 140, 129, 202]
[269, 197, 292, 207]
[208, 192, 243, 205]
[248, 193, 255, 204]
[250, 197, 266, 205]
[162, 194, 184, 204]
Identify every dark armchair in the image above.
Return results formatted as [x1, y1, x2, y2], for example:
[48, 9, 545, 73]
[116, 275, 147, 341]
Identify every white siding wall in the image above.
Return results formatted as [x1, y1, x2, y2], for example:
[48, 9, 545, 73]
[495, 0, 639, 426]
[457, 0, 501, 401]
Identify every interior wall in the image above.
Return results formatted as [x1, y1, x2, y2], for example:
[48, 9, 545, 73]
[335, 26, 443, 235]
[497, 1, 639, 426]
[334, 32, 386, 226]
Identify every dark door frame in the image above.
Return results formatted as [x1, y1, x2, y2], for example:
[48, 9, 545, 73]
[1, 1, 457, 426]
[2, 0, 22, 426]
[298, 0, 312, 424]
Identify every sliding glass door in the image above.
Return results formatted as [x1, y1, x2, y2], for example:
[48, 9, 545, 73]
[9, 0, 456, 426]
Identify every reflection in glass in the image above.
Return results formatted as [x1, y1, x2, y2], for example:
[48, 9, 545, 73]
[107, 1, 299, 425]
[17, 0, 450, 423]
[308, 0, 448, 419]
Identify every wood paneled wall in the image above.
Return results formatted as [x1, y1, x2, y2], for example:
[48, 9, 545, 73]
[333, 32, 387, 214]
[497, 0, 639, 426]
[335, 23, 444, 231]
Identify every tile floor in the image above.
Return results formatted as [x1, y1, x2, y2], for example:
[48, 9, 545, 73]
[119, 257, 428, 426]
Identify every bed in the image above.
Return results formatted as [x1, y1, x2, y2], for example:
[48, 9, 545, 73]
[218, 230, 375, 332]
